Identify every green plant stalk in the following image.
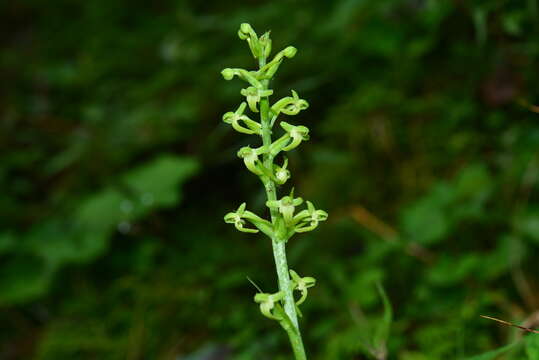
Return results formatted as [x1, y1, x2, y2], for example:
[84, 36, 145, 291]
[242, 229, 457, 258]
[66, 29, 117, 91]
[222, 23, 328, 360]
[258, 60, 306, 359]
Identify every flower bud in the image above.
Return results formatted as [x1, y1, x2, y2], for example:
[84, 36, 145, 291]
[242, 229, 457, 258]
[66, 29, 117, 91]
[283, 46, 297, 58]
[238, 23, 253, 40]
[221, 68, 235, 80]
[259, 32, 272, 59]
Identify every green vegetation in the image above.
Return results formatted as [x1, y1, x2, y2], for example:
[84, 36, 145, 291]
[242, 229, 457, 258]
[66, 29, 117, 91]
[1, 1, 539, 359]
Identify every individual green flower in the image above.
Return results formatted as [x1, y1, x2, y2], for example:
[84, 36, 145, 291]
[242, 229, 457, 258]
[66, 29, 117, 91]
[254, 291, 284, 320]
[224, 203, 273, 235]
[268, 123, 309, 156]
[274, 157, 291, 185]
[260, 46, 298, 79]
[293, 201, 328, 233]
[237, 146, 266, 175]
[266, 194, 303, 224]
[271, 90, 309, 116]
[223, 102, 261, 135]
[289, 270, 316, 305]
[238, 23, 262, 59]
[240, 86, 274, 112]
[280, 122, 310, 151]
[221, 68, 262, 88]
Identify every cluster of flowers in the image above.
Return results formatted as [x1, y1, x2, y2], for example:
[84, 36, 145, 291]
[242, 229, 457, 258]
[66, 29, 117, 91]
[221, 23, 327, 325]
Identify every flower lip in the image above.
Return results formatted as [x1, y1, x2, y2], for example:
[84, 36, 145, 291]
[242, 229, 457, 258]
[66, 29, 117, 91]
[276, 168, 289, 182]
[254, 291, 284, 320]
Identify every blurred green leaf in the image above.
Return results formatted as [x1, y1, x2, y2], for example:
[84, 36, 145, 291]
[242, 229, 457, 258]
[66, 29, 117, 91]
[0, 254, 54, 305]
[401, 196, 450, 245]
[123, 155, 198, 209]
[527, 335, 539, 360]
[428, 254, 482, 286]
[373, 283, 392, 352]
[0, 155, 198, 305]
[464, 341, 522, 360]
[0, 232, 16, 254]
[517, 212, 539, 243]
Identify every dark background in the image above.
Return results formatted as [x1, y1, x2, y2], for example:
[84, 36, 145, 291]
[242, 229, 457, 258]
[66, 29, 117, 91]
[1, 1, 539, 359]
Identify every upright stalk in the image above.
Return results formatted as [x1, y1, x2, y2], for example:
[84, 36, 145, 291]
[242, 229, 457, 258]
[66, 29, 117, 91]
[222, 23, 328, 360]
[259, 63, 306, 358]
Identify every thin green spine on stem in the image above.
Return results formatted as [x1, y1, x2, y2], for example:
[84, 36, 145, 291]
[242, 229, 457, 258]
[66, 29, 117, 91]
[259, 56, 306, 359]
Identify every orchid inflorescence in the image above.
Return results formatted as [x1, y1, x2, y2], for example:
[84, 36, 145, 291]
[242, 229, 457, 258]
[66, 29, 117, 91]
[221, 23, 327, 359]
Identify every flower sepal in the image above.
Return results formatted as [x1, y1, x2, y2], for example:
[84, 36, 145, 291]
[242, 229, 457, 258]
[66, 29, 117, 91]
[223, 102, 261, 135]
[293, 201, 328, 233]
[271, 90, 309, 117]
[224, 203, 273, 236]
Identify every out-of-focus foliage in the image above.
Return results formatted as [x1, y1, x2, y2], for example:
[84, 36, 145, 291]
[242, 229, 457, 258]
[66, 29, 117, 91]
[0, 155, 198, 305]
[0, 0, 538, 359]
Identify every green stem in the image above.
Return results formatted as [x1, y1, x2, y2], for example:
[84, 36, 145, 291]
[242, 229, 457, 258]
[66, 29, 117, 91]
[259, 58, 307, 360]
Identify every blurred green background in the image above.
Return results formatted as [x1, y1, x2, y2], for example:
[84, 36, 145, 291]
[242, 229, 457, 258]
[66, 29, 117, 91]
[1, 0, 539, 359]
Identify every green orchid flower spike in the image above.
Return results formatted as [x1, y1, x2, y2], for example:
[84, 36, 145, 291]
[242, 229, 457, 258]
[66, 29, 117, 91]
[221, 23, 328, 360]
